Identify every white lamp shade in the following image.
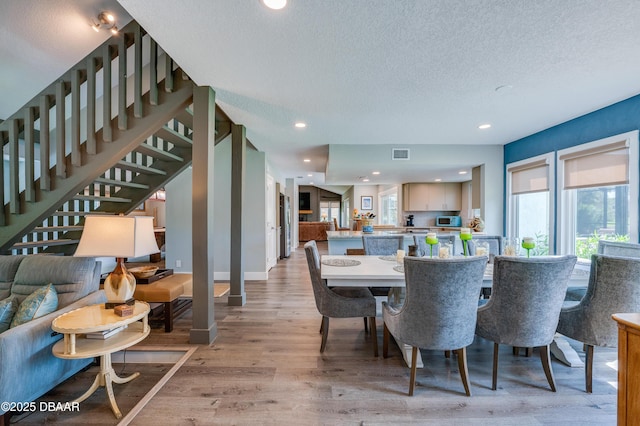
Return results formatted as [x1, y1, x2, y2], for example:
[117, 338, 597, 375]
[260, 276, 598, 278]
[74, 215, 159, 258]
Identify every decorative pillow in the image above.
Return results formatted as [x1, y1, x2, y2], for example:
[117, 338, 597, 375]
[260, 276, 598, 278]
[0, 295, 19, 333]
[10, 284, 58, 328]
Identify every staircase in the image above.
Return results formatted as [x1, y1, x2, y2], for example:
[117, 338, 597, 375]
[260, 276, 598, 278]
[0, 21, 230, 255]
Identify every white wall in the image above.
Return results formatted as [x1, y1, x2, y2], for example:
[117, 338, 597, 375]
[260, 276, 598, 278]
[165, 137, 269, 280]
[352, 184, 379, 216]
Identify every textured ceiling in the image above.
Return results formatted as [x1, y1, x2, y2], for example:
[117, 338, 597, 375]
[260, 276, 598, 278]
[3, 1, 640, 186]
[0, 0, 132, 119]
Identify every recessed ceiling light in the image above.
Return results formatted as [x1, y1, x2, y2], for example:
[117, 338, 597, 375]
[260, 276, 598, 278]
[459, 171, 468, 175]
[294, 122, 306, 128]
[478, 124, 491, 130]
[372, 171, 380, 175]
[303, 159, 311, 163]
[362, 179, 370, 182]
[307, 174, 312, 177]
[435, 178, 442, 182]
[262, 0, 287, 10]
[309, 182, 314, 185]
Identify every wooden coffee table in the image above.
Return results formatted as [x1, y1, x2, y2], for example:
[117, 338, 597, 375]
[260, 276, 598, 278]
[52, 301, 150, 419]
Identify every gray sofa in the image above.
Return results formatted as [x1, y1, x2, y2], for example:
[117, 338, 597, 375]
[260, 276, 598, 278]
[0, 255, 106, 418]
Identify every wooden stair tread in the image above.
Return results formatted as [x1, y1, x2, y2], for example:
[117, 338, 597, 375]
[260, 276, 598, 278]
[174, 107, 194, 129]
[93, 177, 150, 190]
[52, 211, 105, 216]
[33, 226, 83, 232]
[12, 239, 80, 249]
[135, 143, 184, 162]
[154, 126, 192, 148]
[73, 194, 132, 203]
[116, 160, 167, 176]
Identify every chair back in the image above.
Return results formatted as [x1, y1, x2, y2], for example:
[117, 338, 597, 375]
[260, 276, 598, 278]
[561, 254, 640, 347]
[304, 240, 331, 315]
[362, 235, 403, 255]
[413, 234, 456, 257]
[468, 235, 503, 258]
[480, 255, 577, 347]
[392, 256, 487, 350]
[597, 240, 640, 258]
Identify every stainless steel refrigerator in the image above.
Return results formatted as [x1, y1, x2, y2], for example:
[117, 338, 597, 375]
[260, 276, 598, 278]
[279, 194, 291, 258]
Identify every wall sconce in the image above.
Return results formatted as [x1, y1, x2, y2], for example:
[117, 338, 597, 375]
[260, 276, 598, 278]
[92, 11, 118, 34]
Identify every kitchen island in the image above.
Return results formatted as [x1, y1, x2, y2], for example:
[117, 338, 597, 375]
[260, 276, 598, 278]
[326, 230, 460, 255]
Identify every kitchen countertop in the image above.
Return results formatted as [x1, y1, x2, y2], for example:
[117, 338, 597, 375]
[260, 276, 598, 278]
[327, 229, 462, 239]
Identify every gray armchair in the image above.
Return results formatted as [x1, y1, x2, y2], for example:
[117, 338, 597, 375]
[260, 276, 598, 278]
[304, 241, 378, 356]
[557, 254, 640, 393]
[382, 256, 487, 396]
[362, 235, 404, 255]
[362, 235, 404, 297]
[597, 240, 640, 257]
[566, 240, 640, 302]
[476, 255, 577, 391]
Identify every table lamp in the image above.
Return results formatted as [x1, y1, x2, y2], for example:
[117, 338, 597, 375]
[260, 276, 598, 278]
[75, 215, 159, 308]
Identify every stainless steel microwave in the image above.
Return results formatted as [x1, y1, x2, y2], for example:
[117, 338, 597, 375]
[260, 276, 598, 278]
[436, 216, 462, 227]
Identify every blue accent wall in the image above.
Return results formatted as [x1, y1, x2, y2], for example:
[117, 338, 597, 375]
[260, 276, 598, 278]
[503, 93, 640, 250]
[505, 94, 640, 163]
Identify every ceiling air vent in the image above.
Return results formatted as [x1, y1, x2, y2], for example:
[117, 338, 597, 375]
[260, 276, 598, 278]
[392, 148, 410, 160]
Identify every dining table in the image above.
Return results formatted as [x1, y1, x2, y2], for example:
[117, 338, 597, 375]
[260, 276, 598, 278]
[320, 254, 589, 368]
[320, 254, 493, 368]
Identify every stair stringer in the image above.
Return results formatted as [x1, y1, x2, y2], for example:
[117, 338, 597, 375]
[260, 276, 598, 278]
[0, 74, 194, 252]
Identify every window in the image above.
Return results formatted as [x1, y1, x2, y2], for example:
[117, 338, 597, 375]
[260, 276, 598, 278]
[319, 201, 340, 223]
[342, 199, 350, 228]
[557, 131, 639, 260]
[379, 188, 398, 226]
[506, 154, 554, 255]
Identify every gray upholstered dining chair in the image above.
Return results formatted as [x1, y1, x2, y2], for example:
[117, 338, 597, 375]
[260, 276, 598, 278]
[476, 255, 577, 391]
[362, 235, 404, 255]
[304, 241, 378, 356]
[566, 240, 640, 302]
[382, 255, 487, 396]
[557, 254, 640, 393]
[597, 239, 640, 257]
[413, 234, 456, 257]
[362, 235, 404, 297]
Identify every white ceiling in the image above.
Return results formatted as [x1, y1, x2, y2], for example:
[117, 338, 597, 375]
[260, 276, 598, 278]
[3, 0, 640, 187]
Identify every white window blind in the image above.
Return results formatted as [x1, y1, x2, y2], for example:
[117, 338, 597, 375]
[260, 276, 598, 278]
[559, 140, 629, 189]
[508, 159, 549, 195]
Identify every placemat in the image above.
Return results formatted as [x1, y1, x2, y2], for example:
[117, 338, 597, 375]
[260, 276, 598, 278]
[379, 255, 396, 261]
[322, 258, 361, 267]
[393, 265, 404, 273]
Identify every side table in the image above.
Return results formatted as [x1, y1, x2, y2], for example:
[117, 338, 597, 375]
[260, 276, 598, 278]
[612, 313, 640, 426]
[52, 301, 150, 419]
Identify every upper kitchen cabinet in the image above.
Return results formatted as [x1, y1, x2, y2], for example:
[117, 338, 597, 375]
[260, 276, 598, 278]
[403, 183, 462, 211]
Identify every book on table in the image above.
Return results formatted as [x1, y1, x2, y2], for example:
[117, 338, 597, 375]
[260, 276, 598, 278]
[85, 325, 127, 340]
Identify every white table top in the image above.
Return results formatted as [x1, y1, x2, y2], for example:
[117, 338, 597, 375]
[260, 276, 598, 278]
[321, 255, 405, 287]
[52, 301, 150, 334]
[320, 255, 493, 288]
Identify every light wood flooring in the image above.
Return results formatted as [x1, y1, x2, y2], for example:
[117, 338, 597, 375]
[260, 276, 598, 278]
[18, 242, 617, 425]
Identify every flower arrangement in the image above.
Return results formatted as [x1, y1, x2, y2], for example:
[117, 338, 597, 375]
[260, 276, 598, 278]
[353, 209, 376, 219]
[468, 216, 484, 232]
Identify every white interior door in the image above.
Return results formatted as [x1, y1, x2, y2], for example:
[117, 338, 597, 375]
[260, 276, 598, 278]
[266, 175, 277, 269]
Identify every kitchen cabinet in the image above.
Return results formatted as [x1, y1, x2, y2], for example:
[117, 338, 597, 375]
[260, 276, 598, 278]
[403, 183, 462, 211]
